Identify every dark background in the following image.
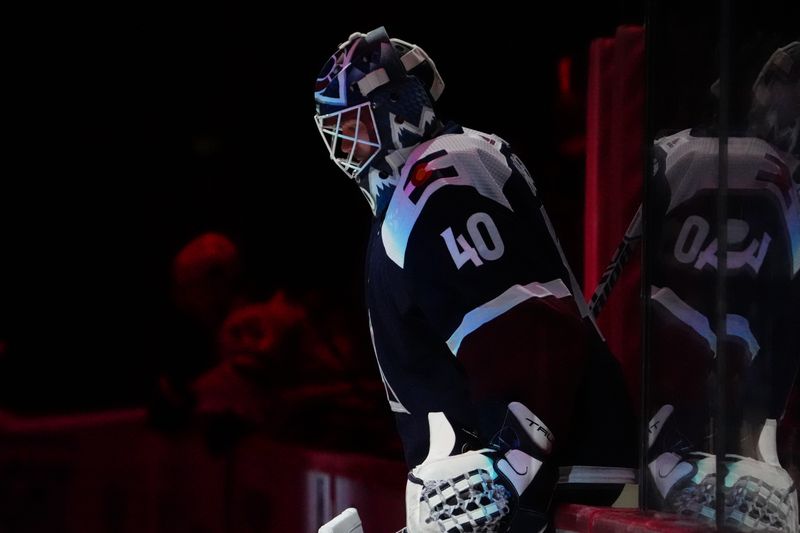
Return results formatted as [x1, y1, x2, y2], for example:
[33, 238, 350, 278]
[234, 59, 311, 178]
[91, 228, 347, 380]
[2, 2, 793, 414]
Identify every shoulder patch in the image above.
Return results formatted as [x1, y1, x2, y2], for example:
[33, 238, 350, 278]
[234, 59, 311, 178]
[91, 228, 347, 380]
[655, 129, 693, 157]
[402, 150, 459, 204]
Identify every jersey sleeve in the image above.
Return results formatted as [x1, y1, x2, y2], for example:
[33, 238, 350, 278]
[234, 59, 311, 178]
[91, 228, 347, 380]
[650, 133, 800, 421]
[386, 135, 601, 440]
[388, 135, 585, 356]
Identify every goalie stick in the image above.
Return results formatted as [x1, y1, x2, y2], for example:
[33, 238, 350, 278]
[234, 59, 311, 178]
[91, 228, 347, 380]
[588, 205, 642, 317]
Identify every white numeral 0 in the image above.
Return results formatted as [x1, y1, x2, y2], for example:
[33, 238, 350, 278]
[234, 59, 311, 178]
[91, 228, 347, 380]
[466, 212, 504, 261]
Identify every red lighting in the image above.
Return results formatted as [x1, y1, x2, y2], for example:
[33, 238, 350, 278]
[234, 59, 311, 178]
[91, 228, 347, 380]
[558, 56, 572, 96]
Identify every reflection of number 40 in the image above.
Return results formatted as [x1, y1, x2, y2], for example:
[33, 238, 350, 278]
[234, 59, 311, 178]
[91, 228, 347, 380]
[441, 212, 505, 269]
[674, 215, 771, 274]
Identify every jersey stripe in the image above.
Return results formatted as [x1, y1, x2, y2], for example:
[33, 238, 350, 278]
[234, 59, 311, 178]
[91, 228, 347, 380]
[445, 279, 572, 356]
[538, 205, 604, 339]
[368, 311, 411, 414]
[651, 286, 761, 363]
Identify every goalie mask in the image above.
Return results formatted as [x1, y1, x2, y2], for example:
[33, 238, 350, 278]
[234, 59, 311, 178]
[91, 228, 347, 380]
[314, 27, 445, 214]
[748, 41, 800, 158]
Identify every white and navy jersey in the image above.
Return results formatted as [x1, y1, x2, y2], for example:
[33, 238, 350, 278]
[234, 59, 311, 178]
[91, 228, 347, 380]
[366, 124, 633, 469]
[651, 129, 800, 421]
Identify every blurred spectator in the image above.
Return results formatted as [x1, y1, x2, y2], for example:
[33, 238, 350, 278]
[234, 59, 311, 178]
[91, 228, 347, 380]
[193, 289, 397, 456]
[149, 231, 398, 457]
[172, 232, 245, 330]
[148, 232, 246, 430]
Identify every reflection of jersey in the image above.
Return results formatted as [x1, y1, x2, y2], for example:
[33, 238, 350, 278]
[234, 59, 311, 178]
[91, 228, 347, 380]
[651, 128, 800, 423]
[366, 122, 632, 469]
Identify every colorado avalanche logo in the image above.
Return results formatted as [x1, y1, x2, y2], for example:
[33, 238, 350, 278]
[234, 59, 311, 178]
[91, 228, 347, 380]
[314, 54, 343, 92]
[315, 34, 370, 107]
[314, 50, 352, 107]
[402, 149, 458, 204]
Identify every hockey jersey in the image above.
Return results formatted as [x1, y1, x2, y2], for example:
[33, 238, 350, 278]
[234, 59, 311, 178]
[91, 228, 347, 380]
[366, 123, 634, 469]
[650, 128, 800, 427]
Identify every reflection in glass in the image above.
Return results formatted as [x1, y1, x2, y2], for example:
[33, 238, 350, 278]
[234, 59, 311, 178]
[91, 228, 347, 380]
[644, 13, 799, 530]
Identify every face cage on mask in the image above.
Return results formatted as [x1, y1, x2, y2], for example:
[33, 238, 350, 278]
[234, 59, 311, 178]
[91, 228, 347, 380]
[314, 102, 382, 181]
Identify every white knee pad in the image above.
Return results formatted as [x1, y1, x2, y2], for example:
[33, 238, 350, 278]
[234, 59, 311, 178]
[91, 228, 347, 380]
[405, 413, 512, 533]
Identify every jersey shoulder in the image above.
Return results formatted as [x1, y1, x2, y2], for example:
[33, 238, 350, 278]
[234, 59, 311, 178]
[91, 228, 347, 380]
[655, 128, 793, 172]
[655, 130, 800, 277]
[656, 130, 797, 205]
[381, 128, 520, 268]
